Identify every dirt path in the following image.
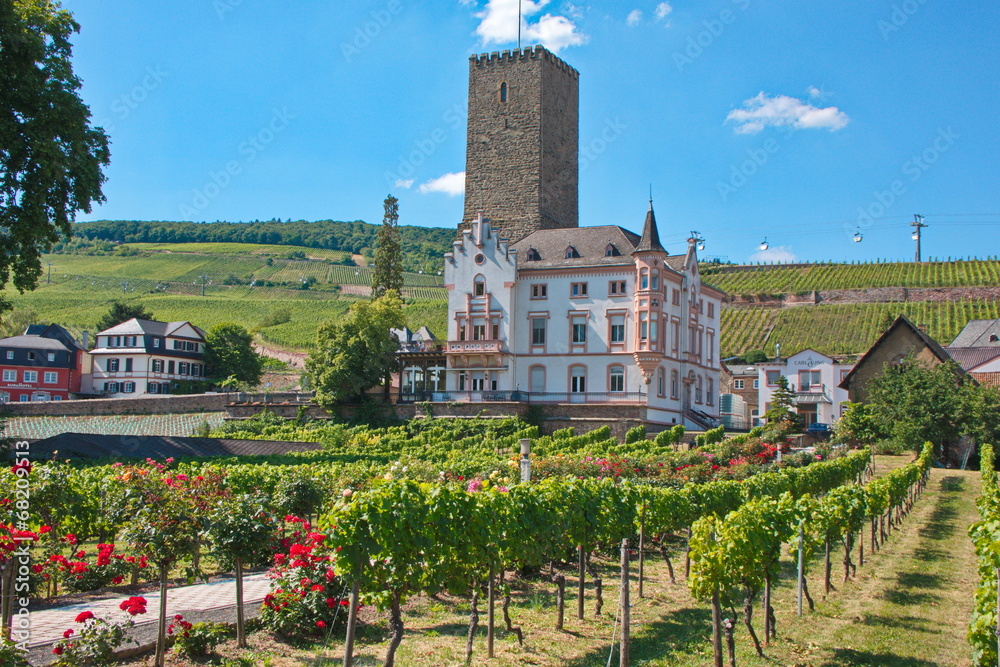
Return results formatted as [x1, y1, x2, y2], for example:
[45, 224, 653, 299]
[253, 342, 307, 369]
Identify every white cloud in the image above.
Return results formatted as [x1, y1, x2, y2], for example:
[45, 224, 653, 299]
[726, 92, 850, 134]
[394, 179, 415, 189]
[626, 9, 643, 26]
[473, 0, 587, 53]
[655, 2, 673, 20]
[749, 245, 798, 264]
[418, 172, 465, 196]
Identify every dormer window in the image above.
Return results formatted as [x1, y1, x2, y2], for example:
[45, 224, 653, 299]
[605, 244, 620, 257]
[991, 334, 1000, 342]
[473, 275, 486, 297]
[565, 246, 579, 259]
[526, 247, 540, 261]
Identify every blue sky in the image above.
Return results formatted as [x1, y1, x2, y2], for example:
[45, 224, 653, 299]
[63, 0, 1000, 264]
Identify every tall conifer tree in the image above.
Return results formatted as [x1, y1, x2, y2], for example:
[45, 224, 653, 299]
[371, 194, 403, 299]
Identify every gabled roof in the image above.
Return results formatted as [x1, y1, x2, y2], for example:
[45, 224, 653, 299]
[950, 319, 1000, 347]
[98, 318, 206, 340]
[838, 314, 956, 390]
[25, 433, 322, 460]
[633, 203, 666, 254]
[0, 335, 73, 351]
[944, 347, 1000, 372]
[4, 324, 84, 351]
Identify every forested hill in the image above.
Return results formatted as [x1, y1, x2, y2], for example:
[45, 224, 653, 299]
[73, 219, 456, 272]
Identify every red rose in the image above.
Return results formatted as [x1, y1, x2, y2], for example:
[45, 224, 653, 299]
[316, 620, 327, 629]
[63, 629, 74, 638]
[75, 611, 94, 623]
[53, 646, 64, 655]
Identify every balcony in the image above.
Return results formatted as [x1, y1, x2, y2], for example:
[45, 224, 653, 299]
[791, 383, 832, 404]
[398, 390, 646, 404]
[446, 340, 504, 354]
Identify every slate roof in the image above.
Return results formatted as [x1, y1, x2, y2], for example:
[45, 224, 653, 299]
[0, 335, 73, 351]
[949, 319, 1000, 347]
[945, 347, 1000, 371]
[511, 224, 689, 273]
[2, 324, 84, 352]
[633, 204, 666, 253]
[97, 318, 206, 339]
[26, 433, 322, 460]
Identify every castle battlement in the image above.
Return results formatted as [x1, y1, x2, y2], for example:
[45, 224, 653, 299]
[469, 45, 580, 79]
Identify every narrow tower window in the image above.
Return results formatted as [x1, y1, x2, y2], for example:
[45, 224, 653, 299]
[500, 82, 508, 103]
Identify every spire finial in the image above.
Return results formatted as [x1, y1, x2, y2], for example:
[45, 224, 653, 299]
[648, 184, 653, 209]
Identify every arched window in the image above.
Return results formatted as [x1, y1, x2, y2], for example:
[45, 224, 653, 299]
[609, 365, 625, 393]
[695, 376, 703, 404]
[500, 82, 508, 102]
[529, 365, 546, 393]
[706, 378, 714, 406]
[670, 370, 679, 399]
[473, 275, 486, 296]
[657, 367, 665, 397]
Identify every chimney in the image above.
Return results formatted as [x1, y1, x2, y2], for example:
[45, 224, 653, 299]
[81, 331, 89, 349]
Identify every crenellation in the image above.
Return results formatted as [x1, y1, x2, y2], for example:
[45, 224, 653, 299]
[463, 44, 579, 242]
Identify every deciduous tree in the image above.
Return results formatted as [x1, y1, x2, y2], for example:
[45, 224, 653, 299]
[95, 301, 154, 332]
[0, 0, 111, 314]
[306, 291, 404, 406]
[204, 323, 263, 388]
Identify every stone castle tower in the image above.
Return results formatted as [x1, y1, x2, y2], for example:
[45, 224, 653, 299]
[462, 46, 579, 243]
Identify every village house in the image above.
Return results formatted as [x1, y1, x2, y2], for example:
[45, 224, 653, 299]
[89, 318, 207, 397]
[0, 324, 89, 402]
[758, 349, 853, 426]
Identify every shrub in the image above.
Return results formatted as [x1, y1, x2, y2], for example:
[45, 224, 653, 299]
[624, 425, 647, 444]
[259, 518, 350, 638]
[170, 617, 230, 658]
[50, 597, 147, 666]
[873, 440, 908, 455]
[0, 636, 29, 666]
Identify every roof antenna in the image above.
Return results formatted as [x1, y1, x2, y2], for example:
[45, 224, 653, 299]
[517, 0, 522, 49]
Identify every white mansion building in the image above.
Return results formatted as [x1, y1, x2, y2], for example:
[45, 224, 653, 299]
[443, 208, 723, 429]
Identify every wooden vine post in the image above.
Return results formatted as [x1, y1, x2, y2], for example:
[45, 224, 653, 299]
[487, 568, 495, 659]
[995, 567, 1000, 667]
[638, 508, 646, 599]
[343, 576, 361, 667]
[796, 521, 805, 618]
[824, 539, 832, 598]
[155, 562, 169, 667]
[235, 557, 246, 648]
[578, 545, 586, 620]
[620, 539, 630, 667]
[711, 587, 724, 667]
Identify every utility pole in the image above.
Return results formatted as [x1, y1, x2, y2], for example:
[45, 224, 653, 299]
[46, 261, 53, 284]
[199, 274, 209, 296]
[910, 214, 928, 263]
